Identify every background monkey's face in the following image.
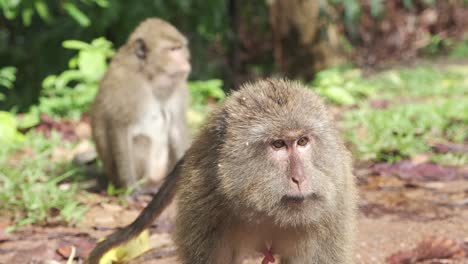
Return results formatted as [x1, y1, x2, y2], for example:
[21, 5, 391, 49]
[146, 38, 191, 79]
[218, 80, 348, 226]
[126, 19, 191, 90]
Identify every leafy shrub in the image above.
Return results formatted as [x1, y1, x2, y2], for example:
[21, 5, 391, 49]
[189, 79, 225, 110]
[310, 66, 375, 105]
[25, 37, 114, 122]
[450, 40, 468, 58]
[367, 65, 468, 98]
[188, 79, 225, 130]
[0, 66, 16, 101]
[0, 111, 24, 145]
[0, 0, 108, 26]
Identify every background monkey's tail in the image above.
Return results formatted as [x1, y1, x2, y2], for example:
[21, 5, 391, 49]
[86, 157, 185, 264]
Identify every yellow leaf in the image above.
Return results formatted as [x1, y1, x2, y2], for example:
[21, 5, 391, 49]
[98, 229, 151, 264]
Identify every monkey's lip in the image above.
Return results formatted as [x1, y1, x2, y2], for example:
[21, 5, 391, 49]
[281, 193, 319, 205]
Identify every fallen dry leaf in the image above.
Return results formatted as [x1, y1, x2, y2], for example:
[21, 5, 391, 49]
[56, 235, 96, 259]
[432, 142, 468, 154]
[100, 203, 124, 212]
[370, 99, 391, 109]
[386, 236, 467, 264]
[373, 161, 467, 182]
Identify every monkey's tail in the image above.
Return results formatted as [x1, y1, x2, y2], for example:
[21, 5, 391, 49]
[87, 158, 184, 264]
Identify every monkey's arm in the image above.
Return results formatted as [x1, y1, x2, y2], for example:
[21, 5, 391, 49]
[168, 88, 191, 162]
[110, 126, 137, 187]
[86, 157, 184, 264]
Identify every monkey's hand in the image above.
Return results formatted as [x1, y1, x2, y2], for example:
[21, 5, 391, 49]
[96, 229, 151, 264]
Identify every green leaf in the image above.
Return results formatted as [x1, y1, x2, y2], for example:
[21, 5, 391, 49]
[0, 111, 25, 145]
[35, 0, 51, 22]
[16, 107, 40, 129]
[63, 3, 90, 27]
[95, 0, 109, 8]
[62, 40, 91, 50]
[0, 66, 17, 89]
[21, 7, 33, 26]
[370, 0, 384, 17]
[78, 50, 107, 81]
[320, 87, 356, 105]
[42, 75, 57, 89]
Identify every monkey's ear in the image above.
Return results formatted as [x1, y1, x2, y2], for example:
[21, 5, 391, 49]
[134, 38, 148, 60]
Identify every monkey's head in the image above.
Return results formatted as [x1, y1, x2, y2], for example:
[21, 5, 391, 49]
[217, 79, 351, 227]
[125, 18, 191, 91]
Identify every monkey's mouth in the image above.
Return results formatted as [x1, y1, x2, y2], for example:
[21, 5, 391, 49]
[281, 193, 320, 206]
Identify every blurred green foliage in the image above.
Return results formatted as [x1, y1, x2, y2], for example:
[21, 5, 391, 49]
[367, 65, 468, 98]
[450, 39, 468, 58]
[0, 66, 16, 101]
[189, 79, 225, 110]
[422, 35, 453, 56]
[0, 0, 230, 110]
[0, 0, 108, 26]
[310, 66, 375, 105]
[0, 110, 24, 145]
[188, 79, 225, 131]
[35, 37, 114, 119]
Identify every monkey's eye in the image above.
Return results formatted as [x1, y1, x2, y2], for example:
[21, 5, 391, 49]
[169, 46, 181, 51]
[271, 140, 286, 149]
[297, 137, 309, 146]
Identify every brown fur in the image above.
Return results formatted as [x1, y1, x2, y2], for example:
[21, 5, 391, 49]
[87, 78, 357, 264]
[90, 18, 191, 191]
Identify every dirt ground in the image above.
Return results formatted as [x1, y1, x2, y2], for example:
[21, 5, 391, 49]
[1, 169, 467, 264]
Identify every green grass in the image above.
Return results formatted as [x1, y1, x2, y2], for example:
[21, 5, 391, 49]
[431, 152, 468, 166]
[338, 64, 468, 163]
[367, 65, 468, 99]
[343, 97, 468, 162]
[0, 131, 87, 230]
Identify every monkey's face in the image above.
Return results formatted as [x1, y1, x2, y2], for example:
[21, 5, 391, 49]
[152, 40, 191, 80]
[133, 38, 191, 82]
[218, 81, 348, 227]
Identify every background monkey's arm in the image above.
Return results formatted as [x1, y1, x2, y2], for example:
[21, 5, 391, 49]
[110, 126, 137, 188]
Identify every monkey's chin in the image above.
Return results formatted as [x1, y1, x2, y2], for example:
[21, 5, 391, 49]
[273, 193, 326, 225]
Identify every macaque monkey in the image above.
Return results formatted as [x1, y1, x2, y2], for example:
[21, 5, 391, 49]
[90, 18, 191, 191]
[88, 79, 357, 264]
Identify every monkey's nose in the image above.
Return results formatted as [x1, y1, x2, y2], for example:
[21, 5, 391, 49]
[290, 171, 306, 191]
[181, 62, 191, 73]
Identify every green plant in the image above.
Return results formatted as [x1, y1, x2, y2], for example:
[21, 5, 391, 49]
[0, 66, 16, 101]
[189, 79, 225, 110]
[343, 98, 468, 162]
[449, 40, 468, 58]
[0, 111, 24, 145]
[430, 153, 468, 166]
[30, 37, 114, 120]
[310, 66, 375, 106]
[422, 35, 453, 56]
[368, 65, 468, 99]
[188, 79, 225, 130]
[0, 0, 108, 26]
[0, 131, 87, 230]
